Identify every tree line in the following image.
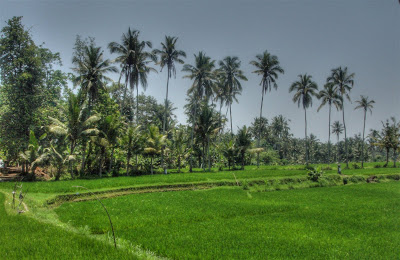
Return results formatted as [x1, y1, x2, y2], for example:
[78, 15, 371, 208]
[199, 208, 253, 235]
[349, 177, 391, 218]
[0, 17, 398, 180]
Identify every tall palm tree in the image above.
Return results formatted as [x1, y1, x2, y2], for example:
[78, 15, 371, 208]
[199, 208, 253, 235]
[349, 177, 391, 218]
[317, 82, 342, 163]
[182, 52, 216, 172]
[289, 74, 318, 166]
[250, 50, 284, 167]
[332, 121, 344, 163]
[153, 36, 186, 174]
[72, 43, 117, 111]
[108, 28, 140, 114]
[327, 66, 355, 168]
[354, 95, 375, 168]
[217, 56, 248, 135]
[236, 126, 252, 170]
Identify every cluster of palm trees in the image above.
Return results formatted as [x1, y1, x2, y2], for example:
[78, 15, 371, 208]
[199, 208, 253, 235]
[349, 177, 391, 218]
[16, 27, 389, 179]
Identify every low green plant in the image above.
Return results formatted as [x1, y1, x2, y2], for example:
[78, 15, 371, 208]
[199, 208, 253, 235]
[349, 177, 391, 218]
[308, 168, 323, 182]
[352, 163, 361, 169]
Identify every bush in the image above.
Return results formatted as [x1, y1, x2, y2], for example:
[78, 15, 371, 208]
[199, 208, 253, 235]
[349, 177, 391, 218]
[352, 163, 361, 169]
[307, 168, 323, 182]
[304, 165, 315, 171]
[374, 164, 382, 168]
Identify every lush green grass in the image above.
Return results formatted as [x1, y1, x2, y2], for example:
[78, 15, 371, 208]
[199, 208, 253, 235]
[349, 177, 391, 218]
[55, 182, 400, 259]
[0, 193, 137, 259]
[1, 163, 398, 195]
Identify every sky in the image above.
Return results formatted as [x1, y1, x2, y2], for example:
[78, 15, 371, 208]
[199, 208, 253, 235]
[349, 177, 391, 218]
[1, 0, 399, 142]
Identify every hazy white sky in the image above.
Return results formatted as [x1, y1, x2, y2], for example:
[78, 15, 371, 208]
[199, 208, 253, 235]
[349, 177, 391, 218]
[1, 0, 399, 142]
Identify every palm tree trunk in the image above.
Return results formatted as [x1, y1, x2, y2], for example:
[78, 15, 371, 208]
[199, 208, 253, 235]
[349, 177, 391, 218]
[108, 147, 114, 173]
[337, 134, 340, 163]
[257, 89, 265, 168]
[342, 101, 349, 168]
[361, 110, 366, 168]
[230, 103, 233, 136]
[136, 84, 139, 125]
[386, 148, 389, 166]
[178, 157, 181, 173]
[126, 152, 131, 176]
[80, 141, 87, 177]
[161, 70, 170, 175]
[207, 135, 211, 172]
[304, 107, 308, 166]
[189, 102, 197, 173]
[328, 104, 331, 164]
[202, 141, 206, 171]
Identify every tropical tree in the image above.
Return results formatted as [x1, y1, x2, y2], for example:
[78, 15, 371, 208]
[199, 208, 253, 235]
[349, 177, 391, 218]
[72, 42, 117, 111]
[48, 92, 100, 178]
[354, 95, 375, 167]
[153, 36, 186, 174]
[121, 124, 142, 176]
[332, 121, 344, 163]
[108, 28, 140, 113]
[317, 82, 342, 163]
[47, 142, 75, 181]
[144, 125, 167, 174]
[19, 131, 48, 179]
[250, 50, 284, 167]
[171, 129, 190, 173]
[236, 126, 252, 170]
[217, 56, 248, 135]
[289, 74, 318, 165]
[327, 67, 355, 168]
[182, 52, 216, 171]
[195, 105, 220, 171]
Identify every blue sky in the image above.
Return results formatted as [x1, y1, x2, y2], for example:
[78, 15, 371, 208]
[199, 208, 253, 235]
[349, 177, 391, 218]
[1, 0, 399, 142]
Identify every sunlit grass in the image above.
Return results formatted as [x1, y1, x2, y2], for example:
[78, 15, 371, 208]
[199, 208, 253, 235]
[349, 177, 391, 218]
[55, 182, 400, 259]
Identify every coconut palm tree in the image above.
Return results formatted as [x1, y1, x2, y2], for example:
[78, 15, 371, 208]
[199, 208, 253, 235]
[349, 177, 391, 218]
[144, 125, 167, 174]
[236, 126, 252, 170]
[217, 56, 248, 135]
[289, 74, 318, 166]
[327, 67, 355, 168]
[108, 28, 140, 114]
[354, 95, 375, 168]
[317, 82, 342, 163]
[332, 121, 344, 163]
[72, 42, 117, 111]
[171, 129, 190, 173]
[121, 124, 142, 176]
[250, 50, 284, 167]
[19, 131, 48, 179]
[48, 92, 100, 178]
[182, 52, 216, 172]
[153, 36, 186, 174]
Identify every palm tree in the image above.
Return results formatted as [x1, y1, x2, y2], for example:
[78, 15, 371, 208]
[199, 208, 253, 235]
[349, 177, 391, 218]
[327, 67, 355, 168]
[182, 52, 216, 172]
[108, 28, 140, 114]
[217, 56, 248, 135]
[72, 42, 117, 111]
[236, 126, 252, 170]
[332, 121, 344, 163]
[289, 74, 318, 166]
[48, 92, 100, 178]
[153, 36, 186, 174]
[144, 125, 167, 174]
[354, 95, 375, 168]
[171, 129, 190, 173]
[19, 131, 48, 180]
[317, 82, 342, 163]
[121, 124, 142, 176]
[250, 50, 284, 167]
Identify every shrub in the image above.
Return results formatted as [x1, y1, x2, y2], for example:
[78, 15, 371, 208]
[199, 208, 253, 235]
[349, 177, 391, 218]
[352, 163, 361, 169]
[304, 165, 315, 171]
[307, 168, 323, 182]
[374, 164, 382, 168]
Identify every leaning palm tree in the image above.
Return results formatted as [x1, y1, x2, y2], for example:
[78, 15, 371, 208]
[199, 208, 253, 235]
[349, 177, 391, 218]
[317, 82, 342, 163]
[289, 74, 318, 166]
[327, 67, 355, 168]
[182, 52, 216, 172]
[355, 96, 375, 168]
[217, 56, 248, 135]
[72, 42, 117, 112]
[153, 36, 186, 174]
[332, 121, 344, 163]
[250, 50, 284, 167]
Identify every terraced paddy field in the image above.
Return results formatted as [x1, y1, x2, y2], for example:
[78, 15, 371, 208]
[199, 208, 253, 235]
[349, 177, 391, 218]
[0, 164, 399, 259]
